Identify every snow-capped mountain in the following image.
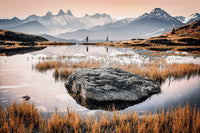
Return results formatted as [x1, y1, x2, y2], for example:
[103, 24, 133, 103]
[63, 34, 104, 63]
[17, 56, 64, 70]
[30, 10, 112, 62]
[90, 17, 135, 31]
[0, 8, 198, 41]
[132, 8, 183, 28]
[82, 13, 117, 28]
[23, 9, 81, 27]
[175, 13, 200, 24]
[59, 8, 183, 40]
[13, 9, 116, 35]
[0, 9, 117, 35]
[175, 16, 186, 23]
[23, 9, 116, 30]
[184, 13, 200, 24]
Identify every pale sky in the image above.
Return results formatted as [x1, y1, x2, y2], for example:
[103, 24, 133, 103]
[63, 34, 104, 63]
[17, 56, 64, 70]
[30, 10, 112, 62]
[0, 0, 200, 19]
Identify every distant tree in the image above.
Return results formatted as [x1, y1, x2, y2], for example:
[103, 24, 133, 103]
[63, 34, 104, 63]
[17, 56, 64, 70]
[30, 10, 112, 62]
[86, 36, 88, 43]
[171, 28, 175, 34]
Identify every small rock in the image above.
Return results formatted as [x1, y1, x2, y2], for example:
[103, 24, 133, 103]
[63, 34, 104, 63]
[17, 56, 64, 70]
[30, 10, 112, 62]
[22, 95, 30, 101]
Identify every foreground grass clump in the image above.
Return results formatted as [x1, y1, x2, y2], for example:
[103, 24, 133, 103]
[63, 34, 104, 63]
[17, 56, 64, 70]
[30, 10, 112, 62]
[0, 102, 39, 133]
[35, 58, 200, 83]
[0, 102, 200, 133]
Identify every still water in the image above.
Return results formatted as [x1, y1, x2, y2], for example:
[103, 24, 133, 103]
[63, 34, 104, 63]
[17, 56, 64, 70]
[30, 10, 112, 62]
[0, 45, 200, 116]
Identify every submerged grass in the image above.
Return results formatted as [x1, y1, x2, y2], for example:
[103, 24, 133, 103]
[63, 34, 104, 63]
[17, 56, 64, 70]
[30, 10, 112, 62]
[35, 58, 200, 83]
[0, 102, 199, 133]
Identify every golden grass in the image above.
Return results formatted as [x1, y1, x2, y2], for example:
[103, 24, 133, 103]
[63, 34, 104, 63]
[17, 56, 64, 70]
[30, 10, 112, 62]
[35, 58, 200, 83]
[115, 60, 200, 83]
[87, 39, 200, 54]
[0, 102, 199, 133]
[36, 61, 62, 72]
[0, 102, 39, 133]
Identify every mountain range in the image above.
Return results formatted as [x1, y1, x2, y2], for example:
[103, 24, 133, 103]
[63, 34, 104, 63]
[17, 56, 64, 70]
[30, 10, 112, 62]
[0, 8, 199, 41]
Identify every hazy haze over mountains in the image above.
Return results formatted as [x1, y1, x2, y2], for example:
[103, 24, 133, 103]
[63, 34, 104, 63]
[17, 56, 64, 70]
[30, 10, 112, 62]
[0, 8, 199, 41]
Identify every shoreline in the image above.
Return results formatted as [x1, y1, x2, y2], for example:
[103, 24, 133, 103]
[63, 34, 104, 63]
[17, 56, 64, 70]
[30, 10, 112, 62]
[0, 41, 76, 56]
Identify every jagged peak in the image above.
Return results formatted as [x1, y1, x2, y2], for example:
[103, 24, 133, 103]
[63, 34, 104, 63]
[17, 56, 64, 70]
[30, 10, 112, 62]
[67, 10, 73, 16]
[190, 13, 200, 17]
[57, 9, 66, 16]
[151, 8, 163, 13]
[11, 17, 20, 21]
[45, 11, 53, 17]
[142, 13, 149, 16]
[84, 14, 89, 17]
[91, 13, 110, 18]
[102, 13, 110, 17]
[149, 8, 171, 18]
[25, 14, 37, 20]
[150, 8, 168, 14]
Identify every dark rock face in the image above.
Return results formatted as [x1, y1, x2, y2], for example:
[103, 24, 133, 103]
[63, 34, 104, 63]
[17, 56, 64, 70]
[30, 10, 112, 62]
[65, 68, 160, 110]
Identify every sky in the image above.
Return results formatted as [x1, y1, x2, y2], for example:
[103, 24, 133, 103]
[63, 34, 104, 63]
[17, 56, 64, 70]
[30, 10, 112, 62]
[0, 0, 200, 19]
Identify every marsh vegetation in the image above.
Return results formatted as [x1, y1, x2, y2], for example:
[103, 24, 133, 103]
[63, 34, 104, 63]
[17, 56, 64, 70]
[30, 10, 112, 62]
[0, 102, 199, 133]
[35, 57, 200, 83]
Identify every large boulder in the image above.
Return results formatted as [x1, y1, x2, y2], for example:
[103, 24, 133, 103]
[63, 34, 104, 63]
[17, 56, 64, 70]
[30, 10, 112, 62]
[65, 68, 160, 110]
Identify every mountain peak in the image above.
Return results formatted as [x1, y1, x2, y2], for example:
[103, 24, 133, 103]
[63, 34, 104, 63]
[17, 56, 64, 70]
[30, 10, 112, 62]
[102, 13, 110, 17]
[57, 9, 66, 16]
[45, 11, 53, 17]
[151, 8, 163, 12]
[91, 13, 110, 18]
[150, 8, 168, 14]
[184, 13, 200, 24]
[67, 10, 73, 16]
[191, 13, 200, 17]
[84, 14, 89, 17]
[149, 8, 171, 18]
[11, 17, 20, 21]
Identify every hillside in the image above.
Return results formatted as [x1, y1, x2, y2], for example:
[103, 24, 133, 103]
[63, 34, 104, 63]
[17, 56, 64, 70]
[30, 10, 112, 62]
[89, 20, 200, 53]
[40, 34, 80, 43]
[0, 30, 76, 56]
[161, 20, 200, 38]
[146, 20, 200, 45]
[6, 21, 49, 34]
[0, 29, 48, 42]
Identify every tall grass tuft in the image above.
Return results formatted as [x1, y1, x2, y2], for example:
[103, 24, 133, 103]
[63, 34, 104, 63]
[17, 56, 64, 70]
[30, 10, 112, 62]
[0, 101, 39, 133]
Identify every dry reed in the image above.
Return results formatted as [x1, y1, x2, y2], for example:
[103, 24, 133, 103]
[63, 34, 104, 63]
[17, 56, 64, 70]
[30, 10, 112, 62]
[35, 58, 200, 83]
[0, 102, 199, 133]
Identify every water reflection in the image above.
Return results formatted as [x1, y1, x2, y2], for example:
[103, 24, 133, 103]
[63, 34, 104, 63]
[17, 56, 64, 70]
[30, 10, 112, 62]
[0, 45, 200, 117]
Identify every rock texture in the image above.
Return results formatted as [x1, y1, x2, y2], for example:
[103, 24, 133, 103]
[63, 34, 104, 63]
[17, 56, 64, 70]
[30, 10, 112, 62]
[65, 68, 160, 110]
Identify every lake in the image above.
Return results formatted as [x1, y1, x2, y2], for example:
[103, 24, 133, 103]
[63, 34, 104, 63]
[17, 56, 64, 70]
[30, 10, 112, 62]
[0, 45, 200, 116]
